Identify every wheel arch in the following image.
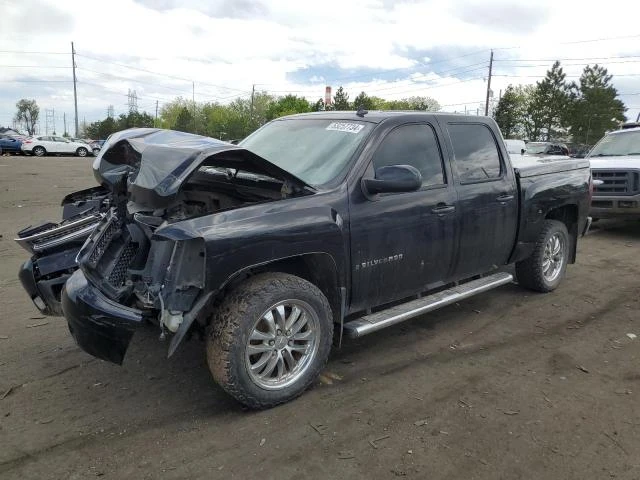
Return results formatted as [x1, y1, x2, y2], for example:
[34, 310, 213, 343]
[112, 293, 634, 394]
[220, 253, 344, 330]
[545, 204, 578, 263]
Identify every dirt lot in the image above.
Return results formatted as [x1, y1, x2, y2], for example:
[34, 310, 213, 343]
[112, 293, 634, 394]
[0, 155, 638, 479]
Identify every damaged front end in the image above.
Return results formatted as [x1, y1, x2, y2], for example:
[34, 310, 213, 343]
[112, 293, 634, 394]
[60, 128, 313, 364]
[16, 186, 110, 315]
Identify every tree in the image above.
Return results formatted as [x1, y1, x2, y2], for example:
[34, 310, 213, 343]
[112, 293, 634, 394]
[312, 98, 326, 112]
[405, 96, 440, 111]
[568, 65, 626, 144]
[352, 91, 375, 110]
[85, 116, 118, 139]
[266, 95, 311, 120]
[173, 107, 195, 133]
[15, 99, 39, 135]
[333, 86, 350, 110]
[533, 61, 571, 140]
[493, 85, 528, 138]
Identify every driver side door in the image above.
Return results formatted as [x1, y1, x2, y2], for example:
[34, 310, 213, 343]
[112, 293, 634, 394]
[348, 122, 458, 312]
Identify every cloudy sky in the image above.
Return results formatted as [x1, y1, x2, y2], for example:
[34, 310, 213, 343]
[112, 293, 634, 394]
[2, 0, 640, 135]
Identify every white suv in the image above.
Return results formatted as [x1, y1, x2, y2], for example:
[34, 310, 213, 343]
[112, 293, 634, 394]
[21, 136, 93, 157]
[588, 127, 640, 219]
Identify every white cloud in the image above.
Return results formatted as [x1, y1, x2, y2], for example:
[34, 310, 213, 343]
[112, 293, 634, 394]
[1, 0, 639, 131]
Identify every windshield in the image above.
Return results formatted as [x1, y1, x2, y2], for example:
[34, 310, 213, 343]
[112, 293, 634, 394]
[240, 118, 374, 186]
[589, 130, 640, 157]
[526, 143, 548, 154]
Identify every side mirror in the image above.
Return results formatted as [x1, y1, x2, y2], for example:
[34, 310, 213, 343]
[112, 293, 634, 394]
[362, 165, 422, 195]
[520, 148, 526, 155]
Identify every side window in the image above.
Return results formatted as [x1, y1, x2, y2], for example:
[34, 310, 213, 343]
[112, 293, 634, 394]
[372, 124, 445, 187]
[447, 123, 502, 183]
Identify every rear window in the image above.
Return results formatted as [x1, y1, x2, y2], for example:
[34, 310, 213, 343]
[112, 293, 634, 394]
[448, 123, 502, 183]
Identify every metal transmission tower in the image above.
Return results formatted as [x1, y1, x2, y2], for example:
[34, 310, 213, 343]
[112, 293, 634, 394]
[107, 105, 114, 118]
[127, 90, 138, 113]
[45, 109, 55, 135]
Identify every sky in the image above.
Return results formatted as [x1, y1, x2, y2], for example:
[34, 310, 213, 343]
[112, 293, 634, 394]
[2, 0, 640, 136]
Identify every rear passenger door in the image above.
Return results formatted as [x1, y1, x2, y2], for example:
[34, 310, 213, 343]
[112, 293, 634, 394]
[441, 121, 518, 279]
[349, 122, 458, 311]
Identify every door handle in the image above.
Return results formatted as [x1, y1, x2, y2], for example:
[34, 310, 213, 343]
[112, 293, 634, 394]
[496, 194, 514, 204]
[431, 205, 456, 216]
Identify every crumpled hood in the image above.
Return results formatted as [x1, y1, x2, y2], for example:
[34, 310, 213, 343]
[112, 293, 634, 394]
[588, 154, 640, 170]
[92, 128, 311, 206]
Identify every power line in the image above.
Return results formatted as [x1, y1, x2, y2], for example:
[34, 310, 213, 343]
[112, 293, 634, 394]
[0, 50, 68, 54]
[75, 52, 251, 93]
[0, 64, 72, 68]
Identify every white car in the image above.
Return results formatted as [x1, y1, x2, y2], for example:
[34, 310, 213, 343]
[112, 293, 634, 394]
[504, 139, 527, 155]
[21, 135, 93, 157]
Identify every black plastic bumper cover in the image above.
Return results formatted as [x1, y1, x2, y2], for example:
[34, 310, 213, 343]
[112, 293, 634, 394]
[62, 270, 144, 365]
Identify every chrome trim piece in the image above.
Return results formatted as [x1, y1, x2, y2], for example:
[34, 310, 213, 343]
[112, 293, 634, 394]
[15, 213, 103, 254]
[343, 272, 514, 338]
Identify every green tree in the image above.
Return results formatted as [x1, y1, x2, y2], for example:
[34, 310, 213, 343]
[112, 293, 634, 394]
[266, 95, 311, 120]
[522, 84, 547, 141]
[352, 91, 375, 110]
[173, 107, 195, 133]
[568, 65, 626, 144]
[405, 96, 441, 111]
[85, 116, 118, 139]
[117, 111, 155, 130]
[534, 61, 571, 140]
[493, 85, 528, 138]
[312, 98, 326, 111]
[333, 86, 350, 110]
[15, 99, 39, 135]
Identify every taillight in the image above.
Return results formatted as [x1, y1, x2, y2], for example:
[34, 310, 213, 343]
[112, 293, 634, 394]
[23, 139, 32, 144]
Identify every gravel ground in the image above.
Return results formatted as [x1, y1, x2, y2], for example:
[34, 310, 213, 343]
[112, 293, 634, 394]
[0, 156, 638, 479]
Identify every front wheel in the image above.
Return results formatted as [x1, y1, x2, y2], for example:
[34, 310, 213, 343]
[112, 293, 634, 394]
[33, 146, 46, 157]
[516, 219, 569, 292]
[207, 273, 333, 409]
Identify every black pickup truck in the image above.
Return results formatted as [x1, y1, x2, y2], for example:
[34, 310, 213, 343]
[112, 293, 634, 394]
[16, 112, 592, 408]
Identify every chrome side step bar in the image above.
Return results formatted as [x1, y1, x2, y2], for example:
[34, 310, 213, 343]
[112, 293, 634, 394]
[343, 272, 513, 338]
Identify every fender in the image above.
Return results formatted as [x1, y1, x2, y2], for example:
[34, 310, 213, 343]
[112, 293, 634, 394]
[156, 193, 350, 355]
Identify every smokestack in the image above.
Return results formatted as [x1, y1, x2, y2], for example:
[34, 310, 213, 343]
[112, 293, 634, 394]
[325, 86, 332, 106]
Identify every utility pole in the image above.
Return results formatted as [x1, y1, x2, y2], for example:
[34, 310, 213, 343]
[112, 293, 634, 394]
[63, 113, 67, 136]
[155, 100, 159, 128]
[71, 42, 79, 137]
[484, 49, 493, 117]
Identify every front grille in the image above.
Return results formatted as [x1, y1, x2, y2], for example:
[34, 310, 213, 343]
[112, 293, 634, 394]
[108, 241, 138, 287]
[592, 170, 640, 196]
[88, 220, 119, 264]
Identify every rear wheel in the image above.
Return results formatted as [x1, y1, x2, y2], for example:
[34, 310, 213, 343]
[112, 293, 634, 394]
[207, 273, 333, 409]
[516, 220, 569, 292]
[33, 146, 46, 157]
[76, 147, 88, 157]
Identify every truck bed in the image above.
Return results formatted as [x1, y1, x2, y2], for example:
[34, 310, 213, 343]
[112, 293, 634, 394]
[512, 156, 590, 178]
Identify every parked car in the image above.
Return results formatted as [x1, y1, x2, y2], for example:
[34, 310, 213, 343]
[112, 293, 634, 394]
[526, 142, 569, 157]
[90, 140, 106, 154]
[504, 139, 527, 155]
[0, 134, 23, 154]
[21, 135, 93, 157]
[588, 126, 640, 219]
[16, 113, 592, 408]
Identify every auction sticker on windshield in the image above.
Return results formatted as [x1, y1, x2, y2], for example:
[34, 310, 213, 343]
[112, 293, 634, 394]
[326, 122, 365, 133]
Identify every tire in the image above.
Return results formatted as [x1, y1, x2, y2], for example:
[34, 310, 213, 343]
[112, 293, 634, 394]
[516, 219, 570, 293]
[76, 147, 88, 157]
[207, 272, 333, 409]
[33, 146, 46, 157]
